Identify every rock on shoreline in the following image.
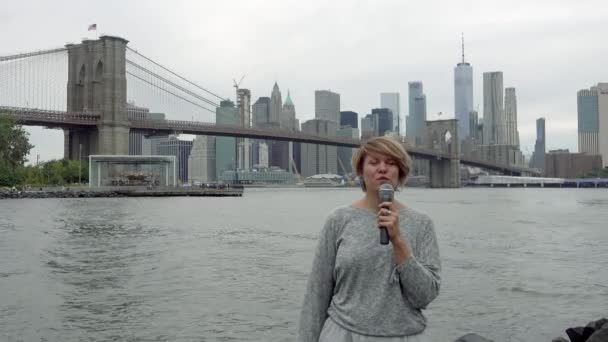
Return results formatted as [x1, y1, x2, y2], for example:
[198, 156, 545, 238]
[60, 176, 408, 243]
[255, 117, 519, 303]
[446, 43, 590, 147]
[0, 188, 243, 199]
[454, 317, 607, 342]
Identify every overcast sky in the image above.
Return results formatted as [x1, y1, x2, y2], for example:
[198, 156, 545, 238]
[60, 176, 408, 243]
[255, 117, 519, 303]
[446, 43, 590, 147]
[2, 0, 607, 162]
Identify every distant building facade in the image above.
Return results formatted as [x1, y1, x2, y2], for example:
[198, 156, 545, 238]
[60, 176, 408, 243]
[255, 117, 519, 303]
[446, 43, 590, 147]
[157, 136, 193, 184]
[471, 144, 525, 168]
[504, 87, 520, 147]
[127, 103, 149, 155]
[578, 83, 608, 167]
[529, 118, 546, 171]
[252, 97, 271, 127]
[380, 93, 400, 134]
[188, 135, 216, 183]
[340, 111, 358, 129]
[300, 119, 338, 177]
[545, 150, 603, 178]
[483, 72, 506, 145]
[407, 82, 426, 146]
[372, 108, 394, 136]
[315, 90, 340, 123]
[270, 82, 282, 124]
[454, 43, 473, 141]
[216, 100, 238, 178]
[361, 114, 378, 140]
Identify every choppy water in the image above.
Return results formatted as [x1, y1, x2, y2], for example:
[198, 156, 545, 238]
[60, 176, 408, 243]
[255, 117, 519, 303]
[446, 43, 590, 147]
[1, 188, 607, 341]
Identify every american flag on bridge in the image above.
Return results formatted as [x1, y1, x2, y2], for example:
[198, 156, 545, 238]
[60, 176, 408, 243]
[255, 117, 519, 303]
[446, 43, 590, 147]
[88, 24, 97, 31]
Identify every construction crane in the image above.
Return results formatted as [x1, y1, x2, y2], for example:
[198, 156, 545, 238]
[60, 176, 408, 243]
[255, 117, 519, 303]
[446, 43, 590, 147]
[233, 75, 245, 93]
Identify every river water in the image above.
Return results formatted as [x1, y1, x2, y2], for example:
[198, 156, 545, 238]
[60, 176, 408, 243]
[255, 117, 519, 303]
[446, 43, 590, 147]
[1, 188, 607, 341]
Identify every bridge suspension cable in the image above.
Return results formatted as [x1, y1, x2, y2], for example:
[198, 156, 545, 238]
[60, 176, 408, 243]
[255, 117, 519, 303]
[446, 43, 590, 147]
[0, 47, 67, 112]
[126, 70, 216, 114]
[125, 47, 226, 123]
[0, 47, 67, 62]
[126, 46, 226, 101]
[126, 60, 219, 108]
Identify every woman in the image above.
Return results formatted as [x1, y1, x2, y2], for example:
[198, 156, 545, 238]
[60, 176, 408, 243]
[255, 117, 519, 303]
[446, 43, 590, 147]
[297, 136, 441, 342]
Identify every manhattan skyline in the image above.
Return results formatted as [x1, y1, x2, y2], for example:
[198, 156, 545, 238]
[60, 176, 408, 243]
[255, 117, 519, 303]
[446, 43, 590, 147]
[1, 0, 607, 162]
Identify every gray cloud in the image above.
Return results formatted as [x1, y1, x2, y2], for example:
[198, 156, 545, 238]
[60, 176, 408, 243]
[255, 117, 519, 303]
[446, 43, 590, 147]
[2, 0, 606, 162]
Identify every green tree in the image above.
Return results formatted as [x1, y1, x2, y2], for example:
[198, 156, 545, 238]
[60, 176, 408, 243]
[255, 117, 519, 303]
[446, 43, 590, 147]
[0, 114, 34, 186]
[0, 115, 34, 168]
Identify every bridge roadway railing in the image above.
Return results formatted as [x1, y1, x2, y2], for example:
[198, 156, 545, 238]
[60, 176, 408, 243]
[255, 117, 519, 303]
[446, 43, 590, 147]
[6, 108, 513, 168]
[460, 155, 540, 175]
[0, 106, 100, 125]
[130, 118, 365, 147]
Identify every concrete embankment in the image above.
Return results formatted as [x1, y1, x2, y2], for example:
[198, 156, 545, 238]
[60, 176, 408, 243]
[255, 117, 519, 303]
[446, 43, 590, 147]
[0, 187, 243, 199]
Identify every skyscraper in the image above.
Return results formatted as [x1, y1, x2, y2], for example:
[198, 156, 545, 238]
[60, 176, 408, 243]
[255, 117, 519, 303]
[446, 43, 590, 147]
[577, 88, 599, 154]
[251, 96, 270, 167]
[281, 91, 297, 131]
[469, 111, 479, 141]
[340, 111, 358, 129]
[237, 89, 252, 170]
[157, 136, 193, 184]
[529, 118, 546, 171]
[281, 92, 297, 172]
[269, 82, 282, 124]
[215, 100, 238, 178]
[504, 87, 520, 147]
[252, 97, 271, 127]
[380, 93, 400, 134]
[300, 119, 338, 177]
[361, 114, 378, 140]
[407, 82, 426, 146]
[315, 90, 340, 123]
[372, 108, 393, 136]
[578, 83, 608, 166]
[237, 89, 251, 128]
[454, 36, 473, 141]
[188, 135, 216, 183]
[482, 72, 506, 145]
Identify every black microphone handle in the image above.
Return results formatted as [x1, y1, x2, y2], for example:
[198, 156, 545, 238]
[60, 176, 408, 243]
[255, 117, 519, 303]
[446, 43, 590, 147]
[380, 227, 389, 245]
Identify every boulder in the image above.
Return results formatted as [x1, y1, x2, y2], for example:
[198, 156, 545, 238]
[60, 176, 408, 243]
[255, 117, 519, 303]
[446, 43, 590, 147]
[587, 318, 608, 342]
[563, 318, 608, 342]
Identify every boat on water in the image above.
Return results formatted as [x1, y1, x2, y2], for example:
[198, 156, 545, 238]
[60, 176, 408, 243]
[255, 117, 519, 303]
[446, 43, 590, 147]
[303, 174, 346, 188]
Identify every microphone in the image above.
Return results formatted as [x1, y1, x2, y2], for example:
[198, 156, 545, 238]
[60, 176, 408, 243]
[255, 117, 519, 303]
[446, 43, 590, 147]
[378, 183, 394, 245]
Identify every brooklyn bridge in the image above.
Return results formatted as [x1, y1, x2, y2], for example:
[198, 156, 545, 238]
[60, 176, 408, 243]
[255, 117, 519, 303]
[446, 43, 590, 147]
[0, 35, 539, 187]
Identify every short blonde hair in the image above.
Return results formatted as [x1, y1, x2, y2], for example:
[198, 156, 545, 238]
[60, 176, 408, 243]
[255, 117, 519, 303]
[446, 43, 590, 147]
[352, 136, 412, 190]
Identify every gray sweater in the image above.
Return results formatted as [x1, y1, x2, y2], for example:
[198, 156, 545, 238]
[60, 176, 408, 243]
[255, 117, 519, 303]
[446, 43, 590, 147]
[297, 205, 441, 341]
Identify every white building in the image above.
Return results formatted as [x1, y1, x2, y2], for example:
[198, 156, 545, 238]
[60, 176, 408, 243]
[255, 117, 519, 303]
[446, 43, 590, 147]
[258, 142, 269, 169]
[188, 135, 216, 183]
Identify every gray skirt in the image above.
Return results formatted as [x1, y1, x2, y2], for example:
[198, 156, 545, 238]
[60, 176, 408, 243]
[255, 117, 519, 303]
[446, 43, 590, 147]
[319, 318, 426, 342]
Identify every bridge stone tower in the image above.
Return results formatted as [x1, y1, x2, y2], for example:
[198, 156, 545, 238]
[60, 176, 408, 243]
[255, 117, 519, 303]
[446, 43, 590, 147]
[425, 119, 460, 188]
[64, 36, 130, 160]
